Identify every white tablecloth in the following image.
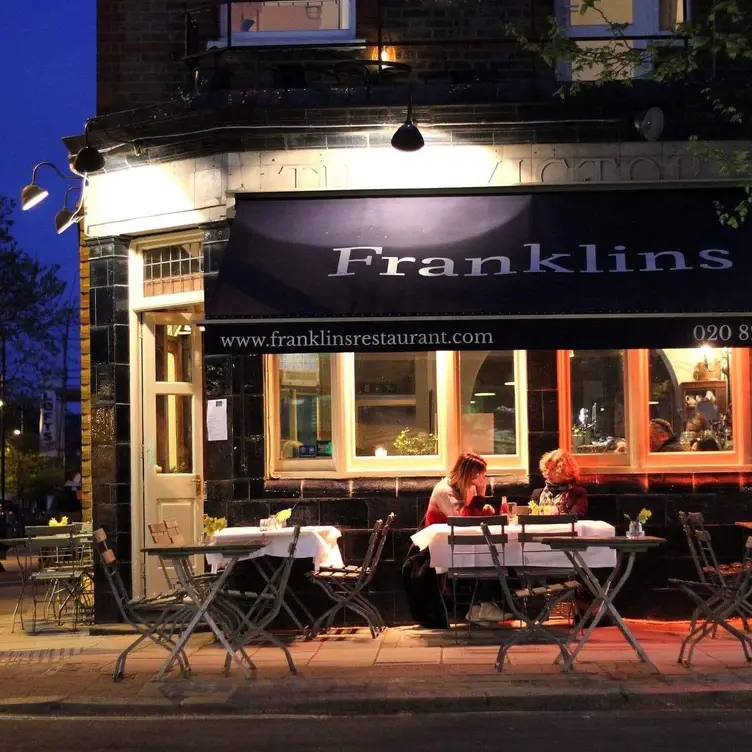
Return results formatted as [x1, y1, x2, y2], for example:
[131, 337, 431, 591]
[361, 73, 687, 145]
[411, 520, 617, 571]
[205, 525, 344, 572]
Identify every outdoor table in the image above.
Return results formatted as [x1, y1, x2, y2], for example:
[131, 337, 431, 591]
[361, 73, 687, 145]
[412, 520, 617, 572]
[143, 543, 264, 681]
[544, 536, 666, 673]
[205, 525, 343, 632]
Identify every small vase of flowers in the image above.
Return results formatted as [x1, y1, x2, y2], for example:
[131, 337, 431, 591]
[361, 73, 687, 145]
[624, 508, 651, 539]
[202, 515, 227, 544]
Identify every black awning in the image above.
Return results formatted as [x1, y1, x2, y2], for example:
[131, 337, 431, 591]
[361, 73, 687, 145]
[204, 187, 752, 354]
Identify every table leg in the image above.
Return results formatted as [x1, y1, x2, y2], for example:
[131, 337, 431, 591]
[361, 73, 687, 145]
[155, 556, 255, 682]
[564, 551, 659, 673]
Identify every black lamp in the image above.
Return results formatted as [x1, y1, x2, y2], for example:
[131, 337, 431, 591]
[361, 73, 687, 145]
[21, 162, 76, 211]
[391, 93, 424, 152]
[54, 186, 84, 235]
[72, 121, 105, 174]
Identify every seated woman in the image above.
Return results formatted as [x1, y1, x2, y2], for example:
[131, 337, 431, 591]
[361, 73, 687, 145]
[425, 452, 495, 525]
[531, 449, 588, 518]
[425, 453, 506, 625]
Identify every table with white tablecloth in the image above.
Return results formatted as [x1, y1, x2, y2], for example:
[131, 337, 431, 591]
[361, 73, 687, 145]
[411, 520, 617, 571]
[205, 525, 343, 572]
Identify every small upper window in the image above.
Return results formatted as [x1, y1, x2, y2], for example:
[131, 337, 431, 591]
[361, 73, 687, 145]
[143, 243, 203, 297]
[218, 1, 355, 46]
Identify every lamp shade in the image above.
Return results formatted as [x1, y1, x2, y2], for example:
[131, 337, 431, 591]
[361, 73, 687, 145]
[73, 145, 105, 174]
[54, 207, 76, 234]
[391, 120, 424, 152]
[21, 183, 49, 210]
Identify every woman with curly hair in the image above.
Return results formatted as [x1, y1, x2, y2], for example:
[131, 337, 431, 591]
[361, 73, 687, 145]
[531, 449, 588, 518]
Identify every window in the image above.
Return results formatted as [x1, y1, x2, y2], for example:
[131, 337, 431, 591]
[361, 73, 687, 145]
[267, 351, 528, 476]
[459, 351, 519, 456]
[569, 350, 626, 455]
[219, 1, 355, 45]
[143, 243, 202, 297]
[354, 352, 438, 458]
[649, 347, 733, 452]
[277, 354, 332, 461]
[556, 0, 687, 81]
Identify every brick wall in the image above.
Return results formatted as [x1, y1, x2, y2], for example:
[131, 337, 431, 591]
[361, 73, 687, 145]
[97, 0, 553, 112]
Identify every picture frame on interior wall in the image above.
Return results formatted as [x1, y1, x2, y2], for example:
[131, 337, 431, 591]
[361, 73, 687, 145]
[213, 0, 357, 48]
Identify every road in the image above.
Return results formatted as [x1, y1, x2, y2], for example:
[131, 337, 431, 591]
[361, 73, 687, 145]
[0, 710, 750, 752]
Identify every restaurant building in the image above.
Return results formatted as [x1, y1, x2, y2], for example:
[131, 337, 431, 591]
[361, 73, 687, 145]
[67, 0, 751, 623]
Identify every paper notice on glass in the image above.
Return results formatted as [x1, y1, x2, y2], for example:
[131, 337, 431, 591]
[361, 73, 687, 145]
[207, 399, 228, 442]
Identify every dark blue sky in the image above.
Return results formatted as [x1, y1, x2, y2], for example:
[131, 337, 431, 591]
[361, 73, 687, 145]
[0, 3, 95, 294]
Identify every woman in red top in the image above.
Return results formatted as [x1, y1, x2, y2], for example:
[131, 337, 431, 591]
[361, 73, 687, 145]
[425, 452, 496, 526]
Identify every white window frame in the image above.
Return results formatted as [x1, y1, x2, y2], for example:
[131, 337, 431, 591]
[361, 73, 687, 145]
[558, 347, 752, 474]
[266, 350, 529, 478]
[554, 1, 688, 81]
[215, 0, 356, 47]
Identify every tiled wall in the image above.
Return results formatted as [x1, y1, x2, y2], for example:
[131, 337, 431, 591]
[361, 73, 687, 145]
[86, 236, 132, 623]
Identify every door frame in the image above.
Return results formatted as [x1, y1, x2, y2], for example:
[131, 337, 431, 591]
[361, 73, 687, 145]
[128, 231, 205, 598]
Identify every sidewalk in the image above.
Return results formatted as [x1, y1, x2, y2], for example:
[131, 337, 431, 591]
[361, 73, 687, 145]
[2, 561, 752, 716]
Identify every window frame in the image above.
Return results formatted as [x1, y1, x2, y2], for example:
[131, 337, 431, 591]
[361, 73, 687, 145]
[266, 350, 529, 478]
[216, 0, 356, 47]
[558, 347, 752, 473]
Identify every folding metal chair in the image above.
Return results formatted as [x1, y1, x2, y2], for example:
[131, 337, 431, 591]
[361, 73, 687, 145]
[225, 525, 303, 675]
[94, 528, 195, 681]
[671, 512, 752, 666]
[308, 513, 395, 638]
[481, 521, 578, 671]
[446, 515, 509, 638]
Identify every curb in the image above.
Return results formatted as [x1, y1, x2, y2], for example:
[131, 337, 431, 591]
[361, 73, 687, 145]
[1, 687, 751, 717]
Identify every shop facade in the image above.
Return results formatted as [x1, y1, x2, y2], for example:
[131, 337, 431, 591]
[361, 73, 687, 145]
[75, 133, 752, 623]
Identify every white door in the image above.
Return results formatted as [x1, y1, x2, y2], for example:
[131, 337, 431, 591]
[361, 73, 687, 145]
[141, 312, 204, 597]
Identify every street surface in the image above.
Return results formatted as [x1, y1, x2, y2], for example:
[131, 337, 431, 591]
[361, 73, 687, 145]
[0, 711, 751, 752]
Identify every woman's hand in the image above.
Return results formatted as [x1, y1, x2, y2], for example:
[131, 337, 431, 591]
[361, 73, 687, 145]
[482, 504, 495, 515]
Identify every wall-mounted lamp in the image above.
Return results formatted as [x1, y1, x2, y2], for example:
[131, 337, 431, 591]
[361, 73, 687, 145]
[21, 162, 76, 211]
[72, 120, 105, 174]
[54, 186, 84, 235]
[391, 91, 424, 152]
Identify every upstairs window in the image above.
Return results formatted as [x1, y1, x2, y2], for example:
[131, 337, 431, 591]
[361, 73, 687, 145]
[219, 1, 355, 45]
[556, 0, 688, 80]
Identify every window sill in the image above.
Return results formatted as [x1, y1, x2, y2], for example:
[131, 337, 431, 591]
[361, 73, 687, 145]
[208, 36, 366, 50]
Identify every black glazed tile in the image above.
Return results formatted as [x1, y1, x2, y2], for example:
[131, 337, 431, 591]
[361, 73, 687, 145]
[588, 474, 648, 494]
[117, 561, 132, 591]
[321, 499, 368, 528]
[94, 593, 119, 624]
[647, 473, 693, 494]
[92, 484, 114, 508]
[263, 479, 302, 499]
[115, 404, 131, 443]
[114, 365, 130, 404]
[89, 327, 110, 365]
[232, 440, 248, 476]
[115, 445, 131, 484]
[303, 479, 351, 499]
[241, 355, 265, 394]
[243, 396, 265, 436]
[526, 351, 557, 390]
[111, 258, 128, 285]
[249, 476, 265, 498]
[90, 259, 108, 287]
[351, 478, 398, 497]
[91, 406, 115, 446]
[694, 472, 742, 494]
[541, 390, 560, 433]
[94, 365, 115, 402]
[232, 479, 250, 501]
[204, 497, 228, 520]
[366, 498, 401, 527]
[397, 477, 436, 497]
[228, 500, 268, 526]
[204, 356, 233, 398]
[93, 288, 115, 326]
[342, 529, 374, 563]
[114, 484, 131, 506]
[113, 324, 130, 364]
[113, 286, 129, 325]
[527, 391, 544, 433]
[116, 504, 132, 534]
[616, 494, 667, 527]
[205, 441, 234, 480]
[393, 529, 417, 561]
[94, 502, 117, 533]
[665, 493, 716, 524]
[527, 433, 558, 473]
[269, 500, 321, 527]
[244, 434, 264, 462]
[585, 494, 618, 526]
[206, 480, 233, 505]
[91, 445, 115, 484]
